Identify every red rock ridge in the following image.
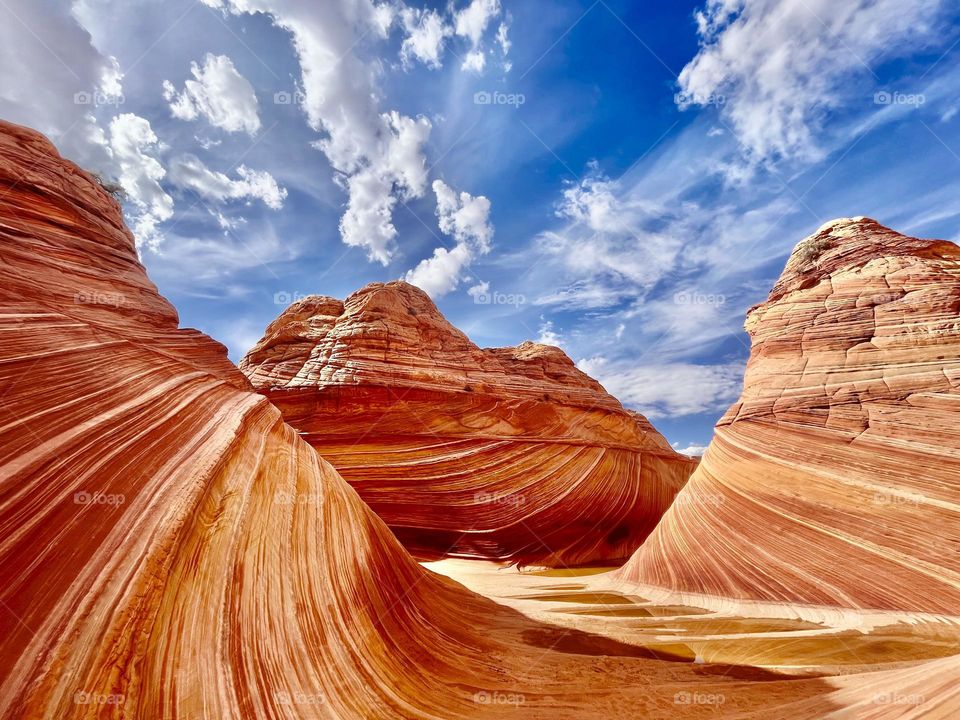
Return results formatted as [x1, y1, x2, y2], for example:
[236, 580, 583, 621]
[618, 217, 960, 614]
[241, 281, 698, 566]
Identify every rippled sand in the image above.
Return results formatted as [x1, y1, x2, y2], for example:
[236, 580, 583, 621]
[429, 560, 960, 679]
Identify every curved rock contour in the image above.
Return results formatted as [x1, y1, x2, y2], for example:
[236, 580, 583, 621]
[0, 118, 854, 720]
[3, 123, 958, 719]
[619, 218, 960, 615]
[240, 283, 697, 566]
[0, 120, 528, 719]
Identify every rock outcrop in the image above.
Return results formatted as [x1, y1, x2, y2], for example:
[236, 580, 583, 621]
[618, 218, 960, 615]
[240, 283, 697, 566]
[4, 123, 959, 718]
[0, 120, 510, 719]
[0, 118, 847, 720]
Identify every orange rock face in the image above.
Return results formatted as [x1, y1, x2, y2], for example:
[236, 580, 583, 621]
[240, 283, 697, 566]
[0, 118, 849, 720]
[619, 218, 960, 614]
[0, 120, 518, 719]
[4, 122, 959, 719]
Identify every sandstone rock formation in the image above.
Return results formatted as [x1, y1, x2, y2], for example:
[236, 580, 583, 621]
[618, 218, 960, 615]
[6, 119, 960, 719]
[0, 119, 519, 719]
[240, 283, 698, 566]
[0, 117, 857, 720]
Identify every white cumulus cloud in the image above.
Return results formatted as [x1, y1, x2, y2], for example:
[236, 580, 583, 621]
[455, 0, 500, 45]
[672, 442, 708, 456]
[209, 0, 436, 265]
[163, 53, 261, 135]
[404, 179, 493, 297]
[400, 7, 451, 69]
[556, 166, 626, 234]
[536, 319, 564, 347]
[404, 243, 474, 297]
[576, 356, 744, 419]
[454, 0, 502, 72]
[107, 114, 174, 251]
[433, 178, 494, 248]
[0, 0, 119, 169]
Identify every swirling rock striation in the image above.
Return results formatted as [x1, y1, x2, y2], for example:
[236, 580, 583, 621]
[0, 118, 853, 720]
[240, 283, 697, 566]
[0, 120, 527, 719]
[619, 218, 960, 615]
[3, 124, 958, 718]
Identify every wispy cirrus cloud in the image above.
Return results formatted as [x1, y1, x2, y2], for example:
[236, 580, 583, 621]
[678, 0, 949, 165]
[576, 357, 744, 419]
[168, 153, 287, 209]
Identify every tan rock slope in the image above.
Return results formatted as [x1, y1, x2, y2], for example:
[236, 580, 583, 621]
[240, 283, 697, 566]
[618, 217, 960, 615]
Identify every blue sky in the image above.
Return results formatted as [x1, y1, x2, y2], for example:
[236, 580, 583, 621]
[4, 0, 960, 452]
